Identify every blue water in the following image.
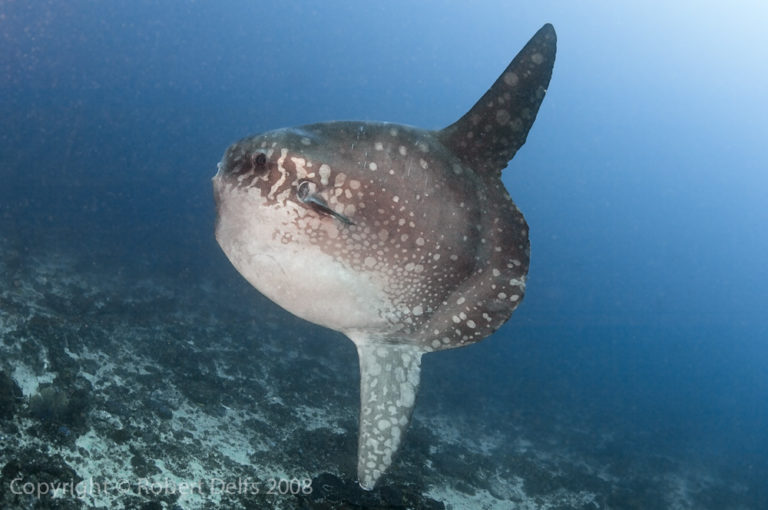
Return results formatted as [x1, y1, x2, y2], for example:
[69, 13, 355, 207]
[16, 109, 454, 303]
[2, 0, 767, 505]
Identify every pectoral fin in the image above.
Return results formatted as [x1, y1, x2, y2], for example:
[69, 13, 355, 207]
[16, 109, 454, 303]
[302, 193, 355, 225]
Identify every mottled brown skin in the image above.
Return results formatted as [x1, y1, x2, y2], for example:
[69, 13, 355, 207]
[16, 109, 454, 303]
[213, 24, 556, 489]
[216, 122, 529, 351]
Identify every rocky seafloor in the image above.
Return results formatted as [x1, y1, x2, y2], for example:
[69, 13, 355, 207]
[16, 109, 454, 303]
[0, 249, 762, 510]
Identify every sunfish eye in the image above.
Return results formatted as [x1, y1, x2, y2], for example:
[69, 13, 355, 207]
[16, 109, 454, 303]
[251, 152, 267, 170]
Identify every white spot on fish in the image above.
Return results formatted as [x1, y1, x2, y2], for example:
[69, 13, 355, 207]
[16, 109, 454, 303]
[503, 71, 519, 86]
[319, 164, 331, 186]
[291, 156, 309, 179]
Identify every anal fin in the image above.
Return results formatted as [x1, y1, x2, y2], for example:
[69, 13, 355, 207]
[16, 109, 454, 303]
[355, 342, 423, 490]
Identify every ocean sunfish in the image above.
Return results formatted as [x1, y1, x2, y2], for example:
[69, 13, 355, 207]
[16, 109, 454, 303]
[213, 24, 556, 490]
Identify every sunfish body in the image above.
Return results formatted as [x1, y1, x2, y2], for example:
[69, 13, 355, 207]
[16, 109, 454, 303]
[213, 24, 556, 489]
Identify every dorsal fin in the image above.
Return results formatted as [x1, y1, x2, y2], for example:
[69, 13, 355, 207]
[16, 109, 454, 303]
[437, 24, 556, 176]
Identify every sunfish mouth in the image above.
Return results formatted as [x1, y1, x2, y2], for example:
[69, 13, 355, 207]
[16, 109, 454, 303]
[211, 162, 227, 209]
